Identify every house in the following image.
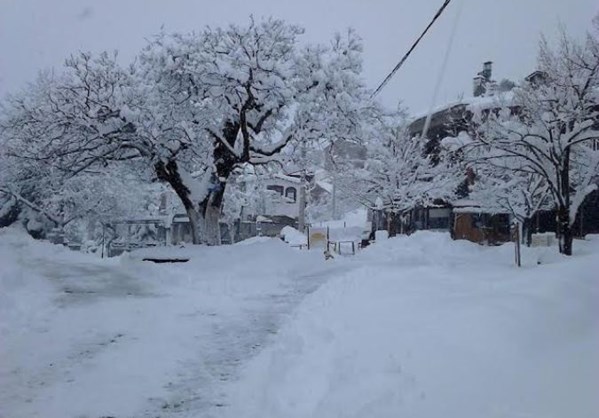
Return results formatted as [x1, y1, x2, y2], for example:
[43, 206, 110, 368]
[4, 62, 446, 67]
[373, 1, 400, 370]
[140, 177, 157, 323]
[401, 61, 599, 245]
[367, 200, 453, 239]
[368, 198, 512, 246]
[451, 200, 511, 245]
[153, 165, 337, 244]
[408, 62, 505, 143]
[259, 169, 337, 234]
[263, 173, 301, 220]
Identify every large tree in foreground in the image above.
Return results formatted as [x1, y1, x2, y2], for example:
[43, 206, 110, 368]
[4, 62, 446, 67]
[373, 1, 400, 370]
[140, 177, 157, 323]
[469, 31, 599, 255]
[1, 19, 372, 245]
[137, 20, 371, 244]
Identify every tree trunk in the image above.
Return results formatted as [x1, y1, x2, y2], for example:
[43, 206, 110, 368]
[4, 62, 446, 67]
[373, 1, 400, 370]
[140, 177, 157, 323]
[199, 182, 228, 246]
[522, 216, 533, 247]
[203, 203, 221, 246]
[557, 205, 573, 256]
[185, 206, 202, 245]
[513, 221, 522, 267]
[155, 159, 202, 245]
[156, 118, 241, 246]
[387, 211, 398, 237]
[556, 148, 573, 256]
[199, 120, 238, 245]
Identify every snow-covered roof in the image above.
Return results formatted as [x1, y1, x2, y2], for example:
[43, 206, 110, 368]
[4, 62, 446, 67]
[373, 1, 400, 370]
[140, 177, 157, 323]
[453, 207, 510, 215]
[410, 91, 516, 123]
[451, 199, 481, 208]
[451, 199, 510, 214]
[315, 180, 333, 194]
[109, 217, 168, 225]
[271, 173, 302, 184]
[466, 91, 515, 113]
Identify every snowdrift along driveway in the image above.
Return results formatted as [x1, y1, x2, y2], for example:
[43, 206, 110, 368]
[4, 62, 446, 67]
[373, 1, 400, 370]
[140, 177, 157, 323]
[0, 229, 337, 418]
[1, 228, 598, 418]
[221, 233, 599, 418]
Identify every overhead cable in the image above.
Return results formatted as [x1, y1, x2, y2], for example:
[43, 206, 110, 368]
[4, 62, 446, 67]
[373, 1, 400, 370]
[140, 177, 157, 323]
[371, 0, 454, 99]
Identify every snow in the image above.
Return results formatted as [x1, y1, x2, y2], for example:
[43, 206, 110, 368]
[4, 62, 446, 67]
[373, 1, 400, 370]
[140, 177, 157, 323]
[234, 235, 274, 246]
[315, 180, 333, 194]
[280, 226, 307, 246]
[2, 227, 598, 418]
[221, 232, 599, 418]
[411, 91, 515, 122]
[0, 227, 333, 418]
[328, 226, 363, 243]
[374, 229, 389, 241]
[314, 208, 368, 230]
[306, 210, 369, 248]
[272, 173, 302, 184]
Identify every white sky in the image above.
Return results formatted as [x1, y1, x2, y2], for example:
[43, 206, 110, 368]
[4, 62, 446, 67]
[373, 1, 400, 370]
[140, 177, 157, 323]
[1, 0, 597, 114]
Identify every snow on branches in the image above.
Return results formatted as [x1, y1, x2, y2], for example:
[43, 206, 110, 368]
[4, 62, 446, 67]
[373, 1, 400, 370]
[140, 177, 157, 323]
[463, 30, 599, 255]
[0, 18, 373, 245]
[339, 112, 462, 217]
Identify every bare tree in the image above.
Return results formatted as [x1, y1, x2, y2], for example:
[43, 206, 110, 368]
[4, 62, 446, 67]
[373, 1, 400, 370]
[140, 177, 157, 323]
[339, 113, 461, 235]
[1, 19, 372, 245]
[139, 20, 371, 244]
[469, 31, 599, 255]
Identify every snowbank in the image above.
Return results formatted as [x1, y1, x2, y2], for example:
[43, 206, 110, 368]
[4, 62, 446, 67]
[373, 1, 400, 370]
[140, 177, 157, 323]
[235, 235, 274, 246]
[314, 208, 368, 230]
[281, 226, 307, 246]
[222, 232, 599, 418]
[0, 228, 331, 418]
[4, 228, 597, 418]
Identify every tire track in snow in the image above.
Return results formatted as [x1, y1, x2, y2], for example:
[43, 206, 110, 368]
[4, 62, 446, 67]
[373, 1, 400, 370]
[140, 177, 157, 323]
[144, 262, 357, 418]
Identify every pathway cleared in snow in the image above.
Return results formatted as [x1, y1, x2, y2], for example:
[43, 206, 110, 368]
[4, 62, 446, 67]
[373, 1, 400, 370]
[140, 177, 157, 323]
[0, 231, 346, 418]
[2, 230, 598, 418]
[219, 233, 599, 418]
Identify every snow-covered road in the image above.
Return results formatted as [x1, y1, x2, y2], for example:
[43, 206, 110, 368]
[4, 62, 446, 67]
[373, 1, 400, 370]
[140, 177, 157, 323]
[221, 233, 599, 418]
[2, 229, 598, 418]
[0, 231, 339, 418]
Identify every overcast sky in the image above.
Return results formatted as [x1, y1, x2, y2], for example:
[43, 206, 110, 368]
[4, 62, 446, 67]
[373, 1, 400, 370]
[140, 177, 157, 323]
[1, 0, 597, 114]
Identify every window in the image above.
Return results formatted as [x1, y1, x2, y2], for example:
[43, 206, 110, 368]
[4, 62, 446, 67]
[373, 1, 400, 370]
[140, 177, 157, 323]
[428, 208, 451, 230]
[285, 187, 297, 203]
[266, 185, 284, 196]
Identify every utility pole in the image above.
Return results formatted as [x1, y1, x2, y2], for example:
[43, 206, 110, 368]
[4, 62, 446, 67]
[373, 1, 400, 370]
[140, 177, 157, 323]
[298, 180, 306, 232]
[331, 174, 337, 220]
[298, 140, 307, 233]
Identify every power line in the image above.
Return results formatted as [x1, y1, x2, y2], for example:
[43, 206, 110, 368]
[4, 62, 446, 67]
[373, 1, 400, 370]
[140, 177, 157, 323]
[371, 0, 454, 99]
[422, 0, 464, 139]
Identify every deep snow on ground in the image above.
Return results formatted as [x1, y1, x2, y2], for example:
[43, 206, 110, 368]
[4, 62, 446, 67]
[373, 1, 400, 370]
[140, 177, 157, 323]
[221, 233, 599, 418]
[1, 228, 598, 418]
[0, 228, 337, 418]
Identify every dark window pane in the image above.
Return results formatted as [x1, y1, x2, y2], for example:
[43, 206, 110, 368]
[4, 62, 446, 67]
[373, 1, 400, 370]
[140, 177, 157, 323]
[285, 187, 297, 202]
[267, 185, 284, 195]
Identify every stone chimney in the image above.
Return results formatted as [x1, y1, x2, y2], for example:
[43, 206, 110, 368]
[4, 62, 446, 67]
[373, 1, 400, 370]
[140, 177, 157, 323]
[482, 61, 493, 81]
[473, 61, 494, 97]
[473, 75, 485, 97]
[525, 70, 548, 88]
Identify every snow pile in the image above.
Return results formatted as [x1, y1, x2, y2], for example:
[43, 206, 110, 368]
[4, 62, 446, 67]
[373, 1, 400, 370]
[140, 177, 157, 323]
[235, 235, 274, 246]
[281, 226, 307, 246]
[222, 232, 599, 418]
[4, 227, 597, 418]
[0, 230, 331, 418]
[328, 226, 363, 242]
[0, 228, 55, 340]
[315, 208, 368, 230]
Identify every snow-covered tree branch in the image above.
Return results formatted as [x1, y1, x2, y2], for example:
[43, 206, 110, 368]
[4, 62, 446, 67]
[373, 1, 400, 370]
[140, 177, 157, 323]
[465, 30, 599, 255]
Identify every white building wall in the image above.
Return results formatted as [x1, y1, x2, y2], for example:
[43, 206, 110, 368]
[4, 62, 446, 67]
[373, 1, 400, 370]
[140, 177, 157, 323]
[262, 178, 300, 219]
